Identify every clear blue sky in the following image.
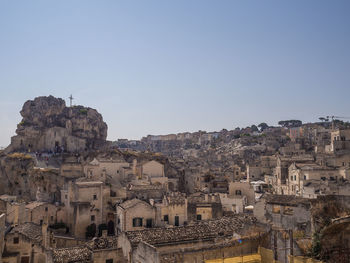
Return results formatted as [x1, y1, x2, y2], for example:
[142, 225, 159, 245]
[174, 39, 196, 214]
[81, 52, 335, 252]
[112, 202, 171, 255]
[0, 1, 349, 147]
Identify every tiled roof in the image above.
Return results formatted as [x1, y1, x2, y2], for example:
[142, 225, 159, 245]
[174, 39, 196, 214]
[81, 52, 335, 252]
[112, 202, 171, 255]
[86, 236, 118, 250]
[119, 198, 151, 209]
[25, 201, 47, 210]
[52, 236, 118, 263]
[10, 222, 42, 244]
[166, 193, 186, 205]
[126, 215, 258, 247]
[265, 194, 310, 206]
[294, 162, 333, 170]
[52, 246, 92, 263]
[128, 184, 163, 191]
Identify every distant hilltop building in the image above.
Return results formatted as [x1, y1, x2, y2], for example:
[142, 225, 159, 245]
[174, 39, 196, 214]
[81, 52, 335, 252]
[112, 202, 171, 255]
[6, 95, 108, 153]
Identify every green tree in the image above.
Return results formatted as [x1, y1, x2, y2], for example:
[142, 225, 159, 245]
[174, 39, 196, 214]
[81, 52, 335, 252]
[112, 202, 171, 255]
[258, 122, 269, 131]
[278, 120, 302, 128]
[251, 125, 259, 132]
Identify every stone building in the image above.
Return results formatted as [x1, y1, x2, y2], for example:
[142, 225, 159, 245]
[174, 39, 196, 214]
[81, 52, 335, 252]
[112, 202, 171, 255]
[187, 193, 222, 221]
[119, 216, 269, 263]
[274, 155, 314, 195]
[2, 222, 53, 263]
[0, 195, 26, 225]
[328, 129, 350, 153]
[254, 195, 311, 234]
[287, 162, 341, 196]
[84, 157, 130, 182]
[116, 198, 156, 232]
[155, 192, 187, 227]
[316, 151, 350, 169]
[246, 163, 262, 182]
[61, 179, 106, 238]
[133, 160, 167, 187]
[25, 201, 60, 226]
[232, 164, 244, 180]
[51, 234, 124, 263]
[59, 157, 84, 179]
[219, 193, 247, 214]
[126, 184, 165, 201]
[228, 181, 255, 206]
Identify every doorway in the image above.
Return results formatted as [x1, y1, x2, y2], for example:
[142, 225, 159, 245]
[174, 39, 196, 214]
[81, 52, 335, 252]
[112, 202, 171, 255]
[175, 216, 179, 226]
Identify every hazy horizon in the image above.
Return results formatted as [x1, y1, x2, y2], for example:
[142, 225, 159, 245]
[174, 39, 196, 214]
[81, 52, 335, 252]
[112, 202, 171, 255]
[0, 94, 337, 147]
[1, 1, 349, 147]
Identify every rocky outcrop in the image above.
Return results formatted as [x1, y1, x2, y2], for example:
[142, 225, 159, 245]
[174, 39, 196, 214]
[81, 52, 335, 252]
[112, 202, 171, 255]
[0, 153, 34, 201]
[7, 96, 108, 152]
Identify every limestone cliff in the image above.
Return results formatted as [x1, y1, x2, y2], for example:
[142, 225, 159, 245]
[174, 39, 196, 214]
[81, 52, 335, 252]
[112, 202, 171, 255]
[0, 153, 34, 200]
[7, 95, 108, 152]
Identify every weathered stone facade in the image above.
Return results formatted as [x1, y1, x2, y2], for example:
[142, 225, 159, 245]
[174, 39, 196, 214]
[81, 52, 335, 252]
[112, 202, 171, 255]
[6, 96, 108, 153]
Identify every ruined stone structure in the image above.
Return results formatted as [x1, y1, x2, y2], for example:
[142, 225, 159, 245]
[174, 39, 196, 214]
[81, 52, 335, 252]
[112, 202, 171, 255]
[6, 96, 108, 153]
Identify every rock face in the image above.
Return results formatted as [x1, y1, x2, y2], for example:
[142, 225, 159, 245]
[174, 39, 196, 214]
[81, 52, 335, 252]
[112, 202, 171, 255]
[7, 96, 108, 152]
[0, 153, 34, 200]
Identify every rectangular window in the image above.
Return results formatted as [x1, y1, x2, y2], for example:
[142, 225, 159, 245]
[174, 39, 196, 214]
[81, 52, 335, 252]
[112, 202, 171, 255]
[93, 194, 97, 200]
[272, 205, 281, 214]
[106, 259, 113, 263]
[132, 217, 143, 227]
[163, 215, 169, 222]
[45, 207, 48, 212]
[304, 175, 307, 180]
[13, 237, 19, 244]
[146, 219, 152, 228]
[91, 215, 95, 222]
[290, 176, 293, 181]
[196, 214, 202, 220]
